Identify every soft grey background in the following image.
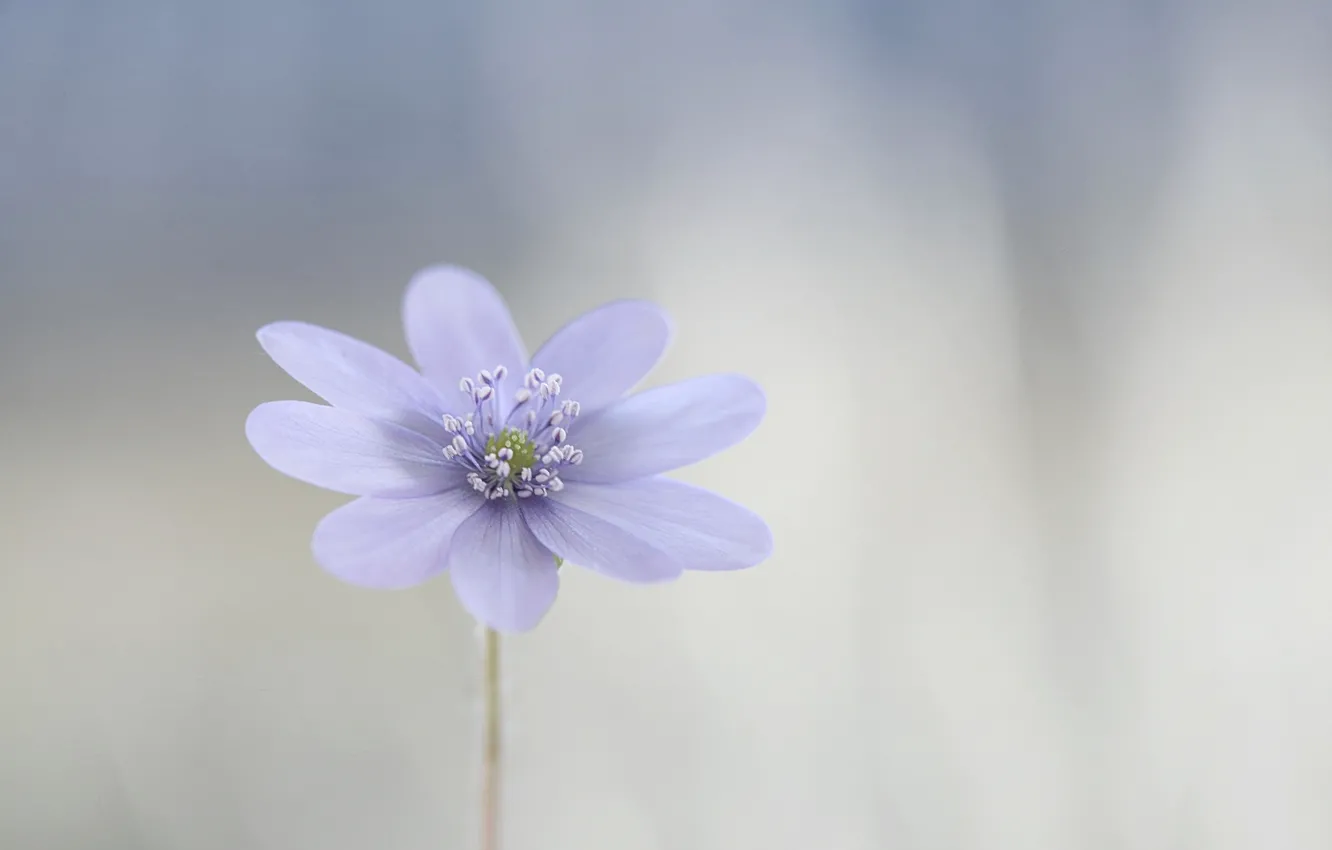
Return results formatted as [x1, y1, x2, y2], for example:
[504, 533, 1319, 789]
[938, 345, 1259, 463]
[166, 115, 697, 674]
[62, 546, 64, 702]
[4, 1, 1332, 848]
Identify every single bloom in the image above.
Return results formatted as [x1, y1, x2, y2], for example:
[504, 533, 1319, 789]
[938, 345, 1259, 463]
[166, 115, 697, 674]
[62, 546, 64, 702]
[245, 265, 772, 631]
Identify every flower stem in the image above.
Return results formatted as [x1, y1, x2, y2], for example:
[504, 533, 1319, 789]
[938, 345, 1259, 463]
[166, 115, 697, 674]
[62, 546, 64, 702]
[481, 627, 502, 850]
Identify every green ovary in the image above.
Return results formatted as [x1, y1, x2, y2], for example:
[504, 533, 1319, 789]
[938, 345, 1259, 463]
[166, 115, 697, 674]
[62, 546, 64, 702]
[485, 428, 538, 477]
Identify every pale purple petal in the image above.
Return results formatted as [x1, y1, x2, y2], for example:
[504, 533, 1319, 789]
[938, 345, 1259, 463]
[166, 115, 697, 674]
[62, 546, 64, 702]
[402, 266, 528, 408]
[519, 499, 681, 584]
[530, 300, 672, 413]
[245, 401, 458, 497]
[448, 501, 559, 632]
[561, 374, 765, 483]
[553, 477, 772, 571]
[256, 321, 447, 438]
[311, 490, 483, 589]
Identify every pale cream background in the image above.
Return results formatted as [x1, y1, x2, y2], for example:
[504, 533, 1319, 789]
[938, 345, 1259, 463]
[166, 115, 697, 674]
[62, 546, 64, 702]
[3, 2, 1332, 848]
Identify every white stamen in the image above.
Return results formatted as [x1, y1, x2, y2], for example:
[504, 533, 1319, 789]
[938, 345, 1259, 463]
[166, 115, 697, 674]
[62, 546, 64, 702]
[441, 363, 586, 502]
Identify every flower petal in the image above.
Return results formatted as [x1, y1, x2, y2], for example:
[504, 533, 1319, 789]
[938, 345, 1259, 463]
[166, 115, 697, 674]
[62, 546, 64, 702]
[311, 490, 483, 589]
[561, 374, 766, 483]
[402, 266, 528, 405]
[554, 478, 772, 571]
[448, 501, 559, 632]
[256, 321, 447, 437]
[245, 401, 458, 497]
[530, 300, 672, 412]
[519, 499, 682, 584]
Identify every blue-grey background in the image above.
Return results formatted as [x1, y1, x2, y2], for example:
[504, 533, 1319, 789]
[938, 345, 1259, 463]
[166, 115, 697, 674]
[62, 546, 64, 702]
[4, 1, 1332, 848]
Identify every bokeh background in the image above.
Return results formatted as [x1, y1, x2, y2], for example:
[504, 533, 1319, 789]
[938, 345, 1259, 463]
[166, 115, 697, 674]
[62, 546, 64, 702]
[4, 1, 1332, 848]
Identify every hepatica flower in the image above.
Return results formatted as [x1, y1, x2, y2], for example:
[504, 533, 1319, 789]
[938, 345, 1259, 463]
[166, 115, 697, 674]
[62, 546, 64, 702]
[245, 266, 772, 632]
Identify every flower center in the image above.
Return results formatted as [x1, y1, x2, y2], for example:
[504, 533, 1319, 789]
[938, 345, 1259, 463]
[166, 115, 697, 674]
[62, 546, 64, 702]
[484, 428, 538, 477]
[440, 366, 583, 500]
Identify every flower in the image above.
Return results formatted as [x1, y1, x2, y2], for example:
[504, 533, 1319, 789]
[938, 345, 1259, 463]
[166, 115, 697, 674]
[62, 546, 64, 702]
[245, 265, 772, 631]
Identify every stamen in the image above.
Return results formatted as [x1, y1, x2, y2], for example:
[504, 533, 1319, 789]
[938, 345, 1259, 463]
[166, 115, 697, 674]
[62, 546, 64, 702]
[441, 363, 584, 501]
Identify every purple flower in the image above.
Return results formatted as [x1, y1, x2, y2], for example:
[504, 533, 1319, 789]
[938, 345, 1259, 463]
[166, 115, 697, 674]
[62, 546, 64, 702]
[245, 266, 772, 632]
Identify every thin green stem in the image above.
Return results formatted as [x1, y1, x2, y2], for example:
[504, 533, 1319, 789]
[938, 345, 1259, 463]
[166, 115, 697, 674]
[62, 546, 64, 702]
[481, 627, 501, 850]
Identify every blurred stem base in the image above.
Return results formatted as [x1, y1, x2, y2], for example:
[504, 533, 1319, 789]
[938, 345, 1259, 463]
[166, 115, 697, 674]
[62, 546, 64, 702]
[481, 627, 501, 850]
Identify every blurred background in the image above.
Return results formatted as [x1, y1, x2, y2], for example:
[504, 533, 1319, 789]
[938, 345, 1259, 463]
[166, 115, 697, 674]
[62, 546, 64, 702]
[3, 1, 1332, 848]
